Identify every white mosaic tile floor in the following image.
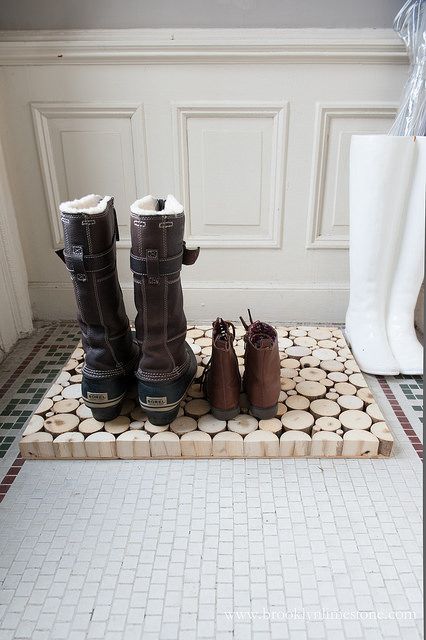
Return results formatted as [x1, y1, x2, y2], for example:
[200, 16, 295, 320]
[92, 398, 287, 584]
[0, 324, 423, 640]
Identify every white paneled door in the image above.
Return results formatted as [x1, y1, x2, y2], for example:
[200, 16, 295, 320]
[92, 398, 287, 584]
[0, 29, 405, 322]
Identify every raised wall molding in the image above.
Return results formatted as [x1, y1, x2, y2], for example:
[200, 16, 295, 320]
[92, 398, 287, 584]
[31, 102, 148, 248]
[0, 28, 406, 65]
[306, 103, 397, 250]
[173, 102, 288, 248]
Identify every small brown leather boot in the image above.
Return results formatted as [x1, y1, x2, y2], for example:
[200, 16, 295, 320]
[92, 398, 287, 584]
[130, 195, 199, 425]
[204, 318, 241, 420]
[241, 311, 281, 419]
[58, 194, 139, 421]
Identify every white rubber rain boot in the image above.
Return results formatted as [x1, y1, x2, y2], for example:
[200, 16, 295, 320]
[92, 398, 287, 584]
[345, 135, 415, 375]
[387, 136, 425, 375]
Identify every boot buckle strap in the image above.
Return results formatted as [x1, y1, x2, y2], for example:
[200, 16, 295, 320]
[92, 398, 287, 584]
[130, 251, 182, 278]
[146, 249, 159, 278]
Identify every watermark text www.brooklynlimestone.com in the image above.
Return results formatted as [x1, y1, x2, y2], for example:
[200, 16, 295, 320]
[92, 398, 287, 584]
[223, 608, 417, 622]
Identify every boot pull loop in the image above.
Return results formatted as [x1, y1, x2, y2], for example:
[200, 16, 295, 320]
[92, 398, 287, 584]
[182, 241, 200, 266]
[113, 207, 120, 242]
[55, 248, 65, 263]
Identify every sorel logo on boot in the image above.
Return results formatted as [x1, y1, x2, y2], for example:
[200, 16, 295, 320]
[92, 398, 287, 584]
[146, 396, 167, 407]
[87, 392, 108, 401]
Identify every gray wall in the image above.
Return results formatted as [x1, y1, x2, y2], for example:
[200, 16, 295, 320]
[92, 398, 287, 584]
[0, 0, 405, 30]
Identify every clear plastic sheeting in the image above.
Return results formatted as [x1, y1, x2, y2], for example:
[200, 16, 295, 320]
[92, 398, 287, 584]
[389, 0, 426, 136]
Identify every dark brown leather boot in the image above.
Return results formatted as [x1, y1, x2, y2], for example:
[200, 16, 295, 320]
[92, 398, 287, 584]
[59, 195, 139, 421]
[130, 195, 199, 425]
[204, 318, 241, 420]
[241, 311, 281, 419]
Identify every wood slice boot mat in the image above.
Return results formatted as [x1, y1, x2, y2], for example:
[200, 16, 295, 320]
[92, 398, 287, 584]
[19, 325, 394, 459]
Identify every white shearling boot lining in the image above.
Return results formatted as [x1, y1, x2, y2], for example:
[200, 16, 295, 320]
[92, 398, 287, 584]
[130, 194, 184, 215]
[60, 194, 112, 215]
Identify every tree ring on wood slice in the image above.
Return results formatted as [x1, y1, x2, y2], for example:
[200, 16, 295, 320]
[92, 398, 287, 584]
[295, 381, 327, 400]
[52, 398, 79, 414]
[150, 432, 181, 457]
[309, 399, 340, 419]
[281, 410, 314, 433]
[79, 418, 104, 435]
[53, 432, 85, 458]
[20, 432, 54, 459]
[63, 358, 79, 372]
[337, 394, 364, 411]
[56, 371, 71, 385]
[119, 399, 135, 415]
[34, 398, 54, 415]
[228, 414, 258, 435]
[334, 382, 356, 396]
[307, 328, 332, 340]
[370, 422, 394, 456]
[366, 403, 385, 423]
[198, 414, 227, 435]
[244, 431, 280, 458]
[339, 409, 372, 431]
[311, 431, 343, 457]
[170, 416, 197, 436]
[187, 384, 204, 400]
[116, 430, 151, 459]
[285, 395, 310, 411]
[278, 337, 293, 349]
[342, 430, 379, 457]
[314, 416, 341, 432]
[212, 431, 243, 457]
[22, 414, 44, 436]
[85, 432, 116, 458]
[293, 336, 317, 348]
[181, 431, 212, 457]
[356, 387, 374, 404]
[349, 373, 368, 388]
[300, 355, 320, 368]
[76, 404, 93, 419]
[45, 384, 63, 398]
[345, 359, 361, 373]
[259, 418, 282, 435]
[62, 383, 82, 399]
[144, 421, 169, 435]
[275, 402, 287, 417]
[44, 413, 79, 435]
[327, 371, 348, 383]
[280, 358, 300, 369]
[285, 346, 311, 359]
[104, 416, 130, 435]
[289, 328, 307, 337]
[281, 378, 296, 391]
[130, 406, 147, 422]
[280, 431, 311, 457]
[185, 399, 210, 419]
[299, 367, 327, 382]
[320, 360, 345, 372]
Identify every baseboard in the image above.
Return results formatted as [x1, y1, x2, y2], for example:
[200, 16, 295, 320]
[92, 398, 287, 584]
[29, 281, 349, 323]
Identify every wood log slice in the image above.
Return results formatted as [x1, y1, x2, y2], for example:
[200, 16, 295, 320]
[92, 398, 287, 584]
[281, 410, 314, 433]
[44, 413, 79, 435]
[34, 398, 53, 415]
[307, 328, 332, 340]
[79, 418, 104, 435]
[180, 431, 212, 457]
[342, 430, 379, 457]
[22, 414, 44, 436]
[280, 358, 300, 369]
[259, 418, 282, 435]
[349, 373, 368, 388]
[275, 402, 287, 417]
[320, 360, 345, 373]
[129, 421, 145, 430]
[300, 355, 321, 368]
[356, 387, 375, 404]
[56, 371, 71, 386]
[339, 409, 372, 431]
[62, 384, 82, 399]
[228, 414, 258, 436]
[278, 337, 293, 349]
[285, 395, 310, 411]
[53, 432, 85, 458]
[52, 398, 79, 414]
[170, 416, 197, 436]
[309, 399, 341, 419]
[130, 406, 148, 422]
[311, 431, 343, 457]
[150, 432, 181, 457]
[327, 372, 348, 383]
[198, 414, 227, 435]
[293, 336, 317, 348]
[69, 374, 83, 384]
[326, 392, 339, 400]
[45, 384, 64, 399]
[285, 346, 311, 359]
[318, 339, 337, 349]
[334, 382, 357, 396]
[187, 328, 204, 339]
[312, 348, 337, 361]
[212, 431, 244, 457]
[370, 422, 394, 456]
[76, 404, 93, 419]
[116, 430, 150, 459]
[295, 381, 327, 400]
[85, 432, 117, 458]
[244, 431, 280, 458]
[187, 383, 205, 399]
[185, 399, 210, 419]
[71, 347, 84, 360]
[104, 416, 130, 435]
[280, 431, 311, 457]
[299, 367, 327, 382]
[314, 416, 341, 432]
[281, 378, 296, 391]
[366, 403, 385, 423]
[345, 359, 361, 373]
[63, 358, 79, 372]
[337, 395, 364, 411]
[289, 328, 307, 337]
[20, 432, 54, 459]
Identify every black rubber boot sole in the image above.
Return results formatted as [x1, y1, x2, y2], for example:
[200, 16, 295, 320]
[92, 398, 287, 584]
[210, 405, 240, 421]
[138, 344, 197, 426]
[82, 373, 132, 421]
[250, 403, 278, 420]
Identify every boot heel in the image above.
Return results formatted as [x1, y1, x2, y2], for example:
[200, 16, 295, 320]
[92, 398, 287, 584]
[250, 404, 278, 420]
[210, 406, 240, 421]
[82, 375, 130, 421]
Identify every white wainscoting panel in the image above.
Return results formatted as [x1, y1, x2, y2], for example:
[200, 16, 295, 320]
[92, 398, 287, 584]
[306, 103, 397, 249]
[173, 103, 288, 247]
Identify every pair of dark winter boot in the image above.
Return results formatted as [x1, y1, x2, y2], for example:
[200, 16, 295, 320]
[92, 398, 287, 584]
[58, 194, 199, 426]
